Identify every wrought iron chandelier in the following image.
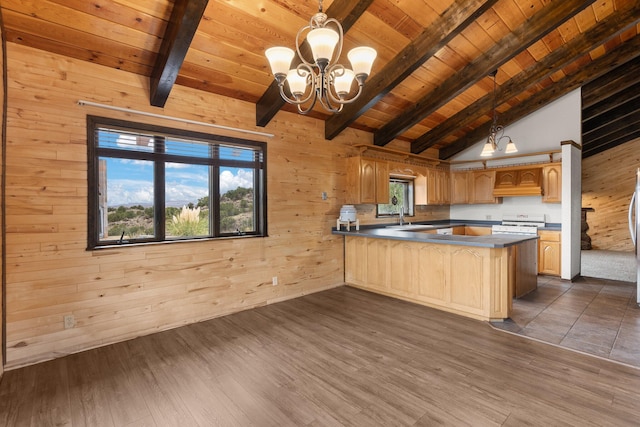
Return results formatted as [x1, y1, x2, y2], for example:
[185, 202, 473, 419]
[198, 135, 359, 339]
[480, 70, 518, 157]
[264, 0, 377, 114]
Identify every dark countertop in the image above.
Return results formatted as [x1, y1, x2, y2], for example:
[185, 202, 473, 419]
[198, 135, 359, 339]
[340, 219, 561, 232]
[332, 225, 539, 248]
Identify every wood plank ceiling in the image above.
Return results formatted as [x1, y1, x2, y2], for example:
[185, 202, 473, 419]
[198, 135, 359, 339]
[1, 0, 639, 160]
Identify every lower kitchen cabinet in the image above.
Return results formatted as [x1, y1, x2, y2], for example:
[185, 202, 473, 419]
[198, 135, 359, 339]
[538, 230, 561, 276]
[343, 235, 533, 321]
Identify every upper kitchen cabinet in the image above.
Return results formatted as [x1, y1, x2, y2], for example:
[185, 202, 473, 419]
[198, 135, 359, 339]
[542, 164, 562, 203]
[346, 157, 389, 204]
[416, 167, 450, 205]
[450, 170, 500, 205]
[469, 170, 500, 204]
[493, 167, 543, 197]
[450, 171, 469, 205]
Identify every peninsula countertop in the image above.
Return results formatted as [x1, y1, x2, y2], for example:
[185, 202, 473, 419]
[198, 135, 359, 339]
[332, 223, 540, 248]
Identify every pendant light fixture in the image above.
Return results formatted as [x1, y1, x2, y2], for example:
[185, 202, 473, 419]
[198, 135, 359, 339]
[264, 0, 377, 115]
[480, 70, 518, 157]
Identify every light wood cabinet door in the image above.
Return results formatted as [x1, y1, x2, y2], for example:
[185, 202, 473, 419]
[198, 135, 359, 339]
[465, 226, 492, 236]
[538, 230, 561, 276]
[542, 164, 562, 203]
[470, 170, 499, 204]
[440, 169, 451, 204]
[346, 157, 389, 204]
[518, 168, 542, 188]
[375, 160, 390, 203]
[414, 168, 428, 206]
[360, 158, 377, 203]
[416, 168, 450, 206]
[427, 168, 440, 204]
[450, 171, 469, 204]
[494, 170, 518, 190]
[428, 168, 450, 205]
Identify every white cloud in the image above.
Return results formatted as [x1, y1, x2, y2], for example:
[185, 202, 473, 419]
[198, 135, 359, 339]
[220, 169, 253, 194]
[166, 162, 191, 169]
[165, 183, 208, 206]
[107, 179, 154, 206]
[107, 168, 252, 207]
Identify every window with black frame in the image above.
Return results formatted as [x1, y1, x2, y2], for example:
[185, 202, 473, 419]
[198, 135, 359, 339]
[87, 116, 267, 248]
[377, 177, 415, 218]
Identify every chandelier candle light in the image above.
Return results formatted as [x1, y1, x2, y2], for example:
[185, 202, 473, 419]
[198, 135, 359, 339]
[265, 0, 377, 114]
[480, 70, 518, 157]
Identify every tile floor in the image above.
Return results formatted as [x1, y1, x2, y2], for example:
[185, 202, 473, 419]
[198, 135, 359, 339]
[491, 275, 640, 368]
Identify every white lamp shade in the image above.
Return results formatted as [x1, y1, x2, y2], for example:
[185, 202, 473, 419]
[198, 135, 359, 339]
[286, 69, 308, 96]
[265, 47, 294, 75]
[307, 28, 339, 62]
[348, 46, 377, 76]
[505, 139, 518, 154]
[333, 69, 354, 95]
[480, 141, 495, 157]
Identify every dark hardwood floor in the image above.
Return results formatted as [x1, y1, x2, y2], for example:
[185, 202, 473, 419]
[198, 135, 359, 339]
[1, 286, 639, 426]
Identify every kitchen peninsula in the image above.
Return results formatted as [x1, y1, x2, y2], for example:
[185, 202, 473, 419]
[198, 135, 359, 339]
[333, 225, 538, 322]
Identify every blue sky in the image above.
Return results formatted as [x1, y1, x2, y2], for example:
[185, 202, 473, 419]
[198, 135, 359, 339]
[101, 132, 255, 207]
[104, 159, 253, 207]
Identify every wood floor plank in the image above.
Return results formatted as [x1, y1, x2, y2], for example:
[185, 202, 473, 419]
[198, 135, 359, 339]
[0, 286, 639, 426]
[28, 358, 71, 427]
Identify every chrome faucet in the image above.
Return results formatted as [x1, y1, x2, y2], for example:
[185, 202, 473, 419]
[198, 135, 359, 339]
[398, 207, 405, 226]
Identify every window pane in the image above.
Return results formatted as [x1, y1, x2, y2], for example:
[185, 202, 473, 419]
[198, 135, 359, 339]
[377, 179, 414, 216]
[220, 167, 255, 234]
[89, 117, 267, 248]
[99, 157, 155, 242]
[219, 144, 258, 161]
[165, 163, 210, 238]
[97, 128, 155, 153]
[165, 137, 210, 158]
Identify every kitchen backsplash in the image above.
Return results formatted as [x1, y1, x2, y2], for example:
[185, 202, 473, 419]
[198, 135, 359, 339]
[450, 196, 562, 223]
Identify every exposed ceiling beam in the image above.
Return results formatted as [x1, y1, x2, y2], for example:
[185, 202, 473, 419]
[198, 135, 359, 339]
[584, 108, 640, 148]
[582, 80, 640, 121]
[150, 0, 209, 107]
[373, 0, 597, 147]
[323, 0, 499, 141]
[581, 55, 640, 108]
[439, 32, 640, 160]
[582, 128, 640, 158]
[583, 101, 640, 136]
[255, 0, 374, 128]
[410, 3, 640, 154]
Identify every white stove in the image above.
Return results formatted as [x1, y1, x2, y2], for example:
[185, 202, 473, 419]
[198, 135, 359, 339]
[491, 214, 545, 235]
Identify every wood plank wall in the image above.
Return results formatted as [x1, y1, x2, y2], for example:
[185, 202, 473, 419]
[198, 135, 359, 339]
[1, 43, 357, 368]
[582, 136, 640, 251]
[3, 43, 454, 369]
[1, 11, 5, 376]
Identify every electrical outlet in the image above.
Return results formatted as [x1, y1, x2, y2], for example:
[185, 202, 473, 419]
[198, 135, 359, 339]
[272, 276, 278, 286]
[486, 215, 492, 220]
[63, 314, 76, 329]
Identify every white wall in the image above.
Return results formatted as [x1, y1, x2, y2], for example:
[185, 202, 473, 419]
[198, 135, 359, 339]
[562, 142, 582, 280]
[450, 89, 581, 224]
[451, 89, 582, 161]
[449, 89, 582, 278]
[450, 197, 562, 224]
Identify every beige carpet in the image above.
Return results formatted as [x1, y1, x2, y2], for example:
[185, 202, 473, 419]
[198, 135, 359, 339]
[581, 250, 636, 282]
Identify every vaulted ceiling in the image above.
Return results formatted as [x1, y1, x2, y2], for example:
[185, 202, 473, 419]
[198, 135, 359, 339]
[1, 0, 639, 160]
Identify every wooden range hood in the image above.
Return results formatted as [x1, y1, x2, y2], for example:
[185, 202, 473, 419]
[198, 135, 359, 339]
[493, 167, 543, 197]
